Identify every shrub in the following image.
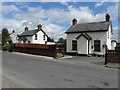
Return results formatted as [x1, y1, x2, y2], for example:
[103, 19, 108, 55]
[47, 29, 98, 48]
[115, 43, 120, 51]
[2, 44, 10, 51]
[8, 43, 14, 52]
[2, 44, 14, 52]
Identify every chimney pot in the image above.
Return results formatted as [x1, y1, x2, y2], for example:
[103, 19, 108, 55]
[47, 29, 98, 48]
[38, 24, 42, 29]
[25, 27, 28, 32]
[72, 18, 77, 25]
[12, 30, 15, 33]
[106, 14, 110, 22]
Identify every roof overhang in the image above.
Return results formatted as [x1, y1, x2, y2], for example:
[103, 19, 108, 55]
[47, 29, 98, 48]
[76, 33, 92, 40]
[65, 30, 108, 34]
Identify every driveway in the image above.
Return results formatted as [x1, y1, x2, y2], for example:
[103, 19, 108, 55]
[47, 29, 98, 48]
[61, 55, 105, 65]
[2, 52, 118, 88]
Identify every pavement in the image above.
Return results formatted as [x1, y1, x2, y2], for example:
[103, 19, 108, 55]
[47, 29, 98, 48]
[2, 75, 25, 88]
[12, 51, 54, 59]
[2, 51, 119, 88]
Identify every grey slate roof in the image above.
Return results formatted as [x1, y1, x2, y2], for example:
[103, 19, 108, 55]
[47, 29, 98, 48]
[19, 29, 39, 37]
[19, 29, 48, 37]
[76, 33, 92, 40]
[65, 21, 111, 33]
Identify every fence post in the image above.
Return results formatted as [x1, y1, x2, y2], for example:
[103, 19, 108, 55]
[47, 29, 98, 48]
[104, 46, 107, 65]
[54, 45, 57, 58]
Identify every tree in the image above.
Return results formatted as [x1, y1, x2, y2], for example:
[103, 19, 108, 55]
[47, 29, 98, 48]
[116, 43, 120, 50]
[57, 38, 66, 54]
[47, 37, 54, 42]
[57, 38, 66, 45]
[51, 38, 54, 42]
[2, 28, 11, 46]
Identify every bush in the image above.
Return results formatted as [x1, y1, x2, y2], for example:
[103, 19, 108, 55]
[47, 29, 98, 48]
[115, 43, 120, 51]
[2, 44, 14, 52]
[8, 43, 14, 52]
[2, 44, 10, 51]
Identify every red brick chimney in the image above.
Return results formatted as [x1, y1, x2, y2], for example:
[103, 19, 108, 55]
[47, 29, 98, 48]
[38, 24, 42, 29]
[25, 27, 28, 32]
[106, 14, 110, 22]
[72, 18, 77, 25]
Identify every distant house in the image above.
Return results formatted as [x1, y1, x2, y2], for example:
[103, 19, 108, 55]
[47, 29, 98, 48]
[65, 14, 116, 56]
[10, 30, 18, 43]
[18, 24, 48, 44]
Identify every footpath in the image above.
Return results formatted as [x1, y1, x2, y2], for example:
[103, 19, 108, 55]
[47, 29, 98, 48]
[2, 75, 24, 88]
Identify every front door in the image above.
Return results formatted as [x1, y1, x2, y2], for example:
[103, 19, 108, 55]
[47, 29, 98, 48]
[77, 36, 88, 55]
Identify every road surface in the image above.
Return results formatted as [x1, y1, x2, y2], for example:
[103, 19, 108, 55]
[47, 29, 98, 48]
[2, 52, 118, 88]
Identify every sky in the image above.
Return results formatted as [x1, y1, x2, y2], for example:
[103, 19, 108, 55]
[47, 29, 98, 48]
[1, 0, 119, 41]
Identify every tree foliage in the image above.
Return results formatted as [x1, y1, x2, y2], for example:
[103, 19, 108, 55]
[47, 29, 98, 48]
[57, 38, 66, 45]
[2, 28, 11, 46]
[116, 43, 120, 50]
[47, 37, 54, 42]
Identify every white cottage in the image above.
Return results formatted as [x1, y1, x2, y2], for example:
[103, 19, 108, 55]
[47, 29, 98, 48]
[18, 24, 48, 44]
[65, 14, 116, 56]
[10, 30, 18, 43]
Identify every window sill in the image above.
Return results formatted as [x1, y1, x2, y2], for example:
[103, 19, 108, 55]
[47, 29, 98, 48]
[94, 50, 101, 52]
[72, 49, 77, 51]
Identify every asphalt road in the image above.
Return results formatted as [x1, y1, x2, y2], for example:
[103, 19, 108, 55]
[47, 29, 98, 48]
[2, 52, 118, 88]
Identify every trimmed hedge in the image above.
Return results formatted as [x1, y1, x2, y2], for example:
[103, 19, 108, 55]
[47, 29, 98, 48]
[2, 44, 14, 52]
[115, 43, 120, 51]
[8, 43, 14, 52]
[2, 44, 9, 51]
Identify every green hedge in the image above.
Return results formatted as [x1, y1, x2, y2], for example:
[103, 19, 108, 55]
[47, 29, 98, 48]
[2, 44, 14, 52]
[2, 44, 9, 51]
[115, 43, 120, 50]
[8, 43, 14, 52]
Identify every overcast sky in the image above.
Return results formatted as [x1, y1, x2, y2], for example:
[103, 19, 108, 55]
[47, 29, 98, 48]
[1, 0, 119, 41]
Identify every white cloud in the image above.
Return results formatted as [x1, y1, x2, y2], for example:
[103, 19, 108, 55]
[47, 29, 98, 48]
[59, 5, 105, 24]
[106, 3, 118, 21]
[94, 0, 109, 8]
[60, 2, 68, 6]
[112, 26, 118, 41]
[44, 24, 65, 41]
[2, 4, 21, 15]
[95, 2, 104, 8]
[2, 18, 22, 33]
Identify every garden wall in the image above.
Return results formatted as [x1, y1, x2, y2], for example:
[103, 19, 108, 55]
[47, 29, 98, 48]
[14, 43, 64, 58]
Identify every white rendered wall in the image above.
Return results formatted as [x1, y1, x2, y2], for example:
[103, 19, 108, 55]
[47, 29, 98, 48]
[66, 33, 79, 53]
[66, 31, 107, 55]
[88, 31, 107, 55]
[107, 25, 112, 50]
[32, 30, 47, 44]
[111, 41, 116, 50]
[10, 33, 18, 43]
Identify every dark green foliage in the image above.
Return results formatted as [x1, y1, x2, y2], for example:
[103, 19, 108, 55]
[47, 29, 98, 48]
[115, 43, 120, 50]
[1, 28, 14, 52]
[51, 38, 54, 42]
[57, 38, 66, 54]
[47, 37, 54, 42]
[2, 44, 10, 51]
[2, 44, 14, 52]
[57, 38, 66, 45]
[2, 28, 11, 46]
[8, 43, 14, 52]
